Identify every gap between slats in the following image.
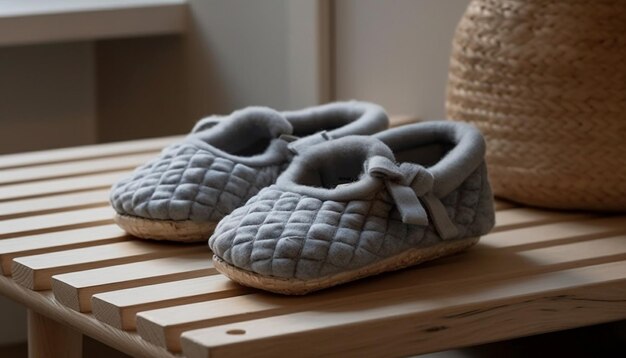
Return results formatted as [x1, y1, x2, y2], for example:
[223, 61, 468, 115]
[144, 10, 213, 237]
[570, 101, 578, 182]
[135, 231, 626, 352]
[0, 276, 181, 358]
[12, 241, 204, 290]
[0, 171, 127, 202]
[0, 201, 582, 242]
[0, 136, 180, 170]
[0, 189, 111, 220]
[52, 252, 216, 313]
[492, 207, 593, 232]
[179, 260, 626, 358]
[2, 132, 623, 356]
[0, 224, 130, 276]
[0, 153, 157, 186]
[87, 215, 626, 335]
[0, 206, 115, 239]
[92, 276, 251, 330]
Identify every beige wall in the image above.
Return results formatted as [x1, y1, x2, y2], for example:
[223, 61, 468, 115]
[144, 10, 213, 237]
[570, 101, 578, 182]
[334, 0, 470, 118]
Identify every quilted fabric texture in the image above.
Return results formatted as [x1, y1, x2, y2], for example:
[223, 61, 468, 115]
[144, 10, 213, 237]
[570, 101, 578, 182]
[111, 142, 285, 222]
[209, 122, 495, 280]
[110, 102, 389, 224]
[210, 165, 493, 280]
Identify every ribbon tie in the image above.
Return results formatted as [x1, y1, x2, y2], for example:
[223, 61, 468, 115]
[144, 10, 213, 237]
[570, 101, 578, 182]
[366, 156, 459, 240]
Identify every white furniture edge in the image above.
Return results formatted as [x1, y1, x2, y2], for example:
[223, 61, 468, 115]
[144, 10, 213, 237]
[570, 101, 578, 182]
[0, 0, 187, 46]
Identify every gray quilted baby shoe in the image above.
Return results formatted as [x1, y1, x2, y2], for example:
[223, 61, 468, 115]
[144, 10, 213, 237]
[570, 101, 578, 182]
[110, 101, 388, 242]
[209, 121, 495, 294]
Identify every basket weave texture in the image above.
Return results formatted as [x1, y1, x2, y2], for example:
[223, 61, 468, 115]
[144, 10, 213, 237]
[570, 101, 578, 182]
[446, 0, 626, 211]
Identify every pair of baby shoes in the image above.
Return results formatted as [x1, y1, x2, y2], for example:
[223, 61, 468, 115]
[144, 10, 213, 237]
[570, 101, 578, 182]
[111, 101, 388, 242]
[110, 101, 495, 295]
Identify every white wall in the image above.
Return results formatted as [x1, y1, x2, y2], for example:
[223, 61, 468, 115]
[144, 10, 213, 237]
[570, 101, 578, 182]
[334, 0, 470, 118]
[186, 0, 291, 113]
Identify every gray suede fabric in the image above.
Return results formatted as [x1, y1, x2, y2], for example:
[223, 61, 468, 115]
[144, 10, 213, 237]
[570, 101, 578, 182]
[110, 101, 389, 223]
[209, 121, 495, 280]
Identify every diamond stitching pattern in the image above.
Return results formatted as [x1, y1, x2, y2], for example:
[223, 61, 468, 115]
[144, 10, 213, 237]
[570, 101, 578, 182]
[110, 142, 285, 222]
[209, 164, 494, 280]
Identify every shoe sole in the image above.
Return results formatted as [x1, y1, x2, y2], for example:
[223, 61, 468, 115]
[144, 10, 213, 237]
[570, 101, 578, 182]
[213, 236, 480, 295]
[114, 214, 217, 243]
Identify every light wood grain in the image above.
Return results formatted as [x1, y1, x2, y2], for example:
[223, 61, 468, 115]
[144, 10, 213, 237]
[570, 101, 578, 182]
[12, 241, 201, 290]
[0, 276, 177, 358]
[0, 189, 110, 220]
[0, 171, 127, 202]
[137, 294, 298, 352]
[137, 231, 626, 352]
[52, 252, 216, 313]
[482, 216, 626, 250]
[493, 207, 592, 232]
[0, 133, 624, 358]
[92, 275, 249, 330]
[0, 135, 179, 170]
[181, 260, 626, 358]
[28, 309, 82, 358]
[389, 116, 420, 127]
[494, 199, 517, 210]
[0, 152, 156, 185]
[0, 224, 129, 276]
[0, 206, 115, 239]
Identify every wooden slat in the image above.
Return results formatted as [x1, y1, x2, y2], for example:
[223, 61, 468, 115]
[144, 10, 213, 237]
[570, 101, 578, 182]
[136, 233, 626, 352]
[180, 260, 626, 358]
[88, 214, 623, 345]
[493, 207, 591, 232]
[0, 152, 156, 186]
[0, 133, 624, 357]
[92, 276, 250, 330]
[0, 206, 115, 239]
[12, 241, 201, 290]
[494, 199, 517, 210]
[0, 276, 177, 358]
[0, 189, 110, 219]
[52, 252, 215, 312]
[0, 171, 127, 202]
[27, 310, 83, 358]
[0, 224, 129, 276]
[389, 116, 419, 127]
[482, 216, 626, 250]
[0, 135, 179, 170]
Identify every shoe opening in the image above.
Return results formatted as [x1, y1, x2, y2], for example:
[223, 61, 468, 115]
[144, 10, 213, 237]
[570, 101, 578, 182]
[289, 137, 392, 190]
[193, 107, 293, 157]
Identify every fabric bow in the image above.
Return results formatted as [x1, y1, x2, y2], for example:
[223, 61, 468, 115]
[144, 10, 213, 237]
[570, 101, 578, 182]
[366, 156, 459, 240]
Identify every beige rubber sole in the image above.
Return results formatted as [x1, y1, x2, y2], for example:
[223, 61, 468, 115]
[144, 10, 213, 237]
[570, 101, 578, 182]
[213, 236, 480, 295]
[114, 214, 217, 243]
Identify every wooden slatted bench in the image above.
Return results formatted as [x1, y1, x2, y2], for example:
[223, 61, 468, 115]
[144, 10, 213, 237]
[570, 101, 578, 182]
[1, 132, 626, 358]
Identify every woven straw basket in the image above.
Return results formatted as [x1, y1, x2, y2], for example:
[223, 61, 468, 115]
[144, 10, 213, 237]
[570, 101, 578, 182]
[446, 0, 626, 211]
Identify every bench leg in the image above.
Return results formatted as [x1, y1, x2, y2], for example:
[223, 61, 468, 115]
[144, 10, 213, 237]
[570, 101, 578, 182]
[27, 310, 82, 358]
